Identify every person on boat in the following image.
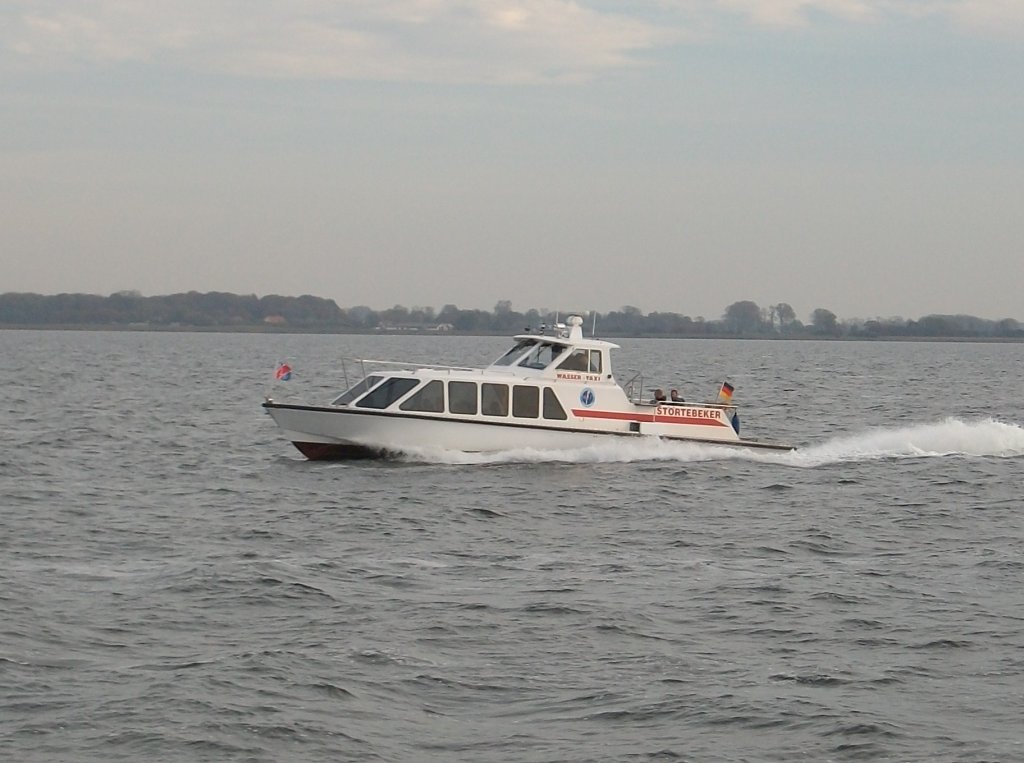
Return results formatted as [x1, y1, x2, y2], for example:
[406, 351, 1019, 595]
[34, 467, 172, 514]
[653, 389, 666, 403]
[670, 389, 684, 403]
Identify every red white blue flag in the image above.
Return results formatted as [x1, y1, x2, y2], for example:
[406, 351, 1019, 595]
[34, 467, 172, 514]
[275, 363, 292, 381]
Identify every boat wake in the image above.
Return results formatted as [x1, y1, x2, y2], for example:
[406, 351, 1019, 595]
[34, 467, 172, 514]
[396, 418, 1024, 467]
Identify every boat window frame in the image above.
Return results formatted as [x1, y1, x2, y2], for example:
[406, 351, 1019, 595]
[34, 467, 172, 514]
[543, 388, 568, 420]
[512, 385, 540, 418]
[354, 377, 419, 409]
[556, 349, 589, 372]
[448, 381, 478, 415]
[492, 339, 536, 367]
[399, 379, 445, 413]
[333, 375, 384, 405]
[481, 383, 509, 417]
[518, 342, 567, 370]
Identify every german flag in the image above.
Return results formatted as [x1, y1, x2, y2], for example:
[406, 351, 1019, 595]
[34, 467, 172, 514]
[717, 381, 734, 404]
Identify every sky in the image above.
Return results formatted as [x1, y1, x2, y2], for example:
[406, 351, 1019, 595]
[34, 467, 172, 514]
[2, 1, 1023, 323]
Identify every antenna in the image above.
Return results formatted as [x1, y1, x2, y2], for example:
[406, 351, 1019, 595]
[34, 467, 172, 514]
[591, 311, 597, 337]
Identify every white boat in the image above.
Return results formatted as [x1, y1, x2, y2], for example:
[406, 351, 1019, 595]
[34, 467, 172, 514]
[263, 316, 794, 459]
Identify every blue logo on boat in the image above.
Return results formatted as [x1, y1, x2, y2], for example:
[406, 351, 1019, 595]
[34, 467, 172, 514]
[580, 388, 595, 407]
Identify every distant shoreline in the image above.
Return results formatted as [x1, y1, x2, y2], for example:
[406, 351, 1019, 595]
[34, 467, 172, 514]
[4, 292, 1020, 341]
[3, 323, 1022, 343]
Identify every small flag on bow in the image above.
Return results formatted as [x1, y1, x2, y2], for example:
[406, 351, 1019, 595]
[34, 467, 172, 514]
[275, 363, 293, 381]
[716, 381, 734, 404]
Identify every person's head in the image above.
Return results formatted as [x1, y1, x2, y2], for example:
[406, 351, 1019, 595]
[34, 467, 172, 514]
[654, 388, 665, 401]
[670, 389, 680, 400]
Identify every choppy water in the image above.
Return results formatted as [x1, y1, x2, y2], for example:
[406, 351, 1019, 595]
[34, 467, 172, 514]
[3, 330, 1023, 762]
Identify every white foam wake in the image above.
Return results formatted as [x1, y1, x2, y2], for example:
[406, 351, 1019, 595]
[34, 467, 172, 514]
[786, 417, 1024, 467]
[395, 418, 1024, 468]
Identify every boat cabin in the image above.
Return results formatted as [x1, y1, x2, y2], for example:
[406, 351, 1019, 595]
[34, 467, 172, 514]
[487, 315, 619, 380]
[328, 315, 621, 421]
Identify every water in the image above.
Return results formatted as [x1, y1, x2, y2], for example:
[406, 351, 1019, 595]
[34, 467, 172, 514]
[2, 330, 1023, 762]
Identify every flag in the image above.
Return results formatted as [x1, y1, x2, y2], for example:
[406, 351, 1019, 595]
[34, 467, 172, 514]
[275, 363, 292, 381]
[716, 381, 734, 404]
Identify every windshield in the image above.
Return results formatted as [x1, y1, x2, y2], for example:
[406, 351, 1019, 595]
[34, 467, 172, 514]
[518, 342, 566, 370]
[355, 377, 419, 409]
[332, 375, 383, 405]
[492, 339, 535, 366]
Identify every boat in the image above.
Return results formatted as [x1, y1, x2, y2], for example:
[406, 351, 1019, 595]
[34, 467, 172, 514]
[262, 316, 794, 459]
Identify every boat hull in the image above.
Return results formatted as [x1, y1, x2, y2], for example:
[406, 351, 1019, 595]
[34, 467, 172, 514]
[263, 402, 792, 459]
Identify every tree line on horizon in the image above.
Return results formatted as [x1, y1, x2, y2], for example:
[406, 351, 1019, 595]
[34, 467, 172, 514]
[1, 291, 1021, 339]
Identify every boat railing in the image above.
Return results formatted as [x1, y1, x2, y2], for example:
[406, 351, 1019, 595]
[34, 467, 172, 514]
[620, 370, 739, 409]
[339, 357, 479, 390]
[622, 371, 645, 404]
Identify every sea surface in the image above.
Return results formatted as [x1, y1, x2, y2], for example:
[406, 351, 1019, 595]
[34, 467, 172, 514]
[2, 329, 1023, 762]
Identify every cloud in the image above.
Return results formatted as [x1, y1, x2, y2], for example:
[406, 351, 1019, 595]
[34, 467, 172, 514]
[947, 0, 1024, 34]
[2, 0, 670, 84]
[2, 1, 1021, 84]
[703, 0, 1024, 32]
[709, 0, 878, 28]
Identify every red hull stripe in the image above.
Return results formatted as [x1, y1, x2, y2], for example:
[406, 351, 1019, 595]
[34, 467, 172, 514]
[571, 409, 728, 427]
[653, 414, 727, 427]
[573, 409, 653, 422]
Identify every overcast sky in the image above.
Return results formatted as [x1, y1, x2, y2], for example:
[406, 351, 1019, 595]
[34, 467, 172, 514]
[3, 1, 1022, 322]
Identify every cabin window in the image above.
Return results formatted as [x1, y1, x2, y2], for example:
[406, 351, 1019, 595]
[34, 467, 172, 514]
[481, 383, 509, 416]
[400, 380, 445, 413]
[333, 375, 383, 405]
[512, 385, 539, 418]
[448, 381, 478, 414]
[355, 377, 418, 409]
[543, 388, 568, 420]
[589, 351, 603, 374]
[492, 340, 534, 366]
[518, 342, 565, 370]
[557, 349, 589, 372]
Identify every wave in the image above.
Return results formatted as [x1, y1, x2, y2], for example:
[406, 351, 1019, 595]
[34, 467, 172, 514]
[784, 417, 1024, 467]
[396, 418, 1024, 467]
